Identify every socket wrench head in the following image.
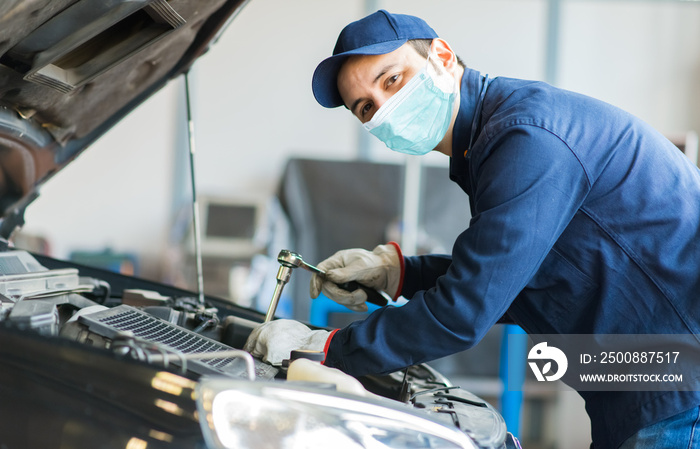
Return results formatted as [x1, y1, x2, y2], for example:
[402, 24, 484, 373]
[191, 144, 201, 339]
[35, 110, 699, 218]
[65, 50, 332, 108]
[277, 250, 324, 275]
[277, 250, 303, 269]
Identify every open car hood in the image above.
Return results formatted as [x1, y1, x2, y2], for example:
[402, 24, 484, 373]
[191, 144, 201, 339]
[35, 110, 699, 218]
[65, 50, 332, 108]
[0, 0, 248, 239]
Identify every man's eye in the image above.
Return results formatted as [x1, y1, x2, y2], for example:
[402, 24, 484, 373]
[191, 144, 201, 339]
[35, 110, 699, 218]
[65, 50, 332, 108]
[386, 74, 399, 88]
[361, 102, 373, 117]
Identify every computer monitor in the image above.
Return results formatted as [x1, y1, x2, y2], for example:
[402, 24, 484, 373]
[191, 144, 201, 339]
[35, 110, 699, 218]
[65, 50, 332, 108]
[190, 195, 267, 260]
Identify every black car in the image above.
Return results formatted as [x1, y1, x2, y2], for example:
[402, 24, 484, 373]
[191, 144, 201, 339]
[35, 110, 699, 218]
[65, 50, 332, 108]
[0, 1, 516, 448]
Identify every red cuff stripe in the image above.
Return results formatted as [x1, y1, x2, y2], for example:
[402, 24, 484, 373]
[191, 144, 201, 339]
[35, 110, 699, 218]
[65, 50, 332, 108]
[322, 329, 340, 365]
[387, 241, 404, 300]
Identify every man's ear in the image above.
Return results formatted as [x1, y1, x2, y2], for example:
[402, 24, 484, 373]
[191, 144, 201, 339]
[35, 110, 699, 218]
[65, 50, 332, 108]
[430, 38, 458, 73]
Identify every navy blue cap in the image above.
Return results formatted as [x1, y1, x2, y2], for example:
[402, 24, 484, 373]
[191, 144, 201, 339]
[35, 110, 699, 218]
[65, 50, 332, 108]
[312, 10, 438, 108]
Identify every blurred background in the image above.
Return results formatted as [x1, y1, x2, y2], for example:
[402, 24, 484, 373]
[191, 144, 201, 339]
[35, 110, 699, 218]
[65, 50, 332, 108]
[12, 1, 700, 448]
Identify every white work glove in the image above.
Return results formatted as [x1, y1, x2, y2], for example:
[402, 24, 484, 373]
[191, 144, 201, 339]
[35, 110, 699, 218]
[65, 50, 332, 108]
[310, 243, 402, 313]
[243, 319, 330, 366]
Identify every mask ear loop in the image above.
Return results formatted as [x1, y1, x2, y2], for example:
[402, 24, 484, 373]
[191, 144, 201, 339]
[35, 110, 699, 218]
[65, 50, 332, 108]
[467, 74, 490, 153]
[427, 52, 458, 96]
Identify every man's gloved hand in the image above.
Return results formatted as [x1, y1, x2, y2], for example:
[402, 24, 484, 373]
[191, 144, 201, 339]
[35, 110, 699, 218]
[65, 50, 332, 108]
[310, 243, 402, 312]
[243, 319, 330, 366]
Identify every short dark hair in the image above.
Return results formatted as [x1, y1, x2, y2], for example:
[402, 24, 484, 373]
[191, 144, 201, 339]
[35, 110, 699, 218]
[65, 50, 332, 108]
[408, 39, 466, 68]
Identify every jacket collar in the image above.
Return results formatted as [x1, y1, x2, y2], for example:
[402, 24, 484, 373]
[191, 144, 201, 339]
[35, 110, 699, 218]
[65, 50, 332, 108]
[452, 67, 485, 159]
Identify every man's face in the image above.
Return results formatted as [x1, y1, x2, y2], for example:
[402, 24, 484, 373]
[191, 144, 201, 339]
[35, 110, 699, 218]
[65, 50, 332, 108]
[337, 43, 428, 124]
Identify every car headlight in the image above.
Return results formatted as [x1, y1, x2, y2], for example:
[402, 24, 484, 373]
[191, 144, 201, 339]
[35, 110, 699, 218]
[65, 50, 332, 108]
[196, 378, 478, 449]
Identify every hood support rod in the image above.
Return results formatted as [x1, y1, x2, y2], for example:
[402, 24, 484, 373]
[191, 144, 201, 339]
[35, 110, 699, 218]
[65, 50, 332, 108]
[184, 70, 205, 306]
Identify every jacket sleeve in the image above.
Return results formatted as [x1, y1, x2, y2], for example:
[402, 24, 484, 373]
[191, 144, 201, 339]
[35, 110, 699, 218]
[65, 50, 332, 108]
[400, 254, 452, 298]
[325, 126, 591, 377]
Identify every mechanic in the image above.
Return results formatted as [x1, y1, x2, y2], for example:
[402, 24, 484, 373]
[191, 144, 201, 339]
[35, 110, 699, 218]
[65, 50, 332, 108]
[244, 10, 700, 448]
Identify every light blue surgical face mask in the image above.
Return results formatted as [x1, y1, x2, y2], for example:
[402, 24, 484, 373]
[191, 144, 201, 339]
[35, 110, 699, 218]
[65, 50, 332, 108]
[362, 55, 457, 155]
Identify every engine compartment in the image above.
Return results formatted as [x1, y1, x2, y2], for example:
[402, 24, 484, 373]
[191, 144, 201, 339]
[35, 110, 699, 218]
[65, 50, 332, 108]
[0, 249, 511, 449]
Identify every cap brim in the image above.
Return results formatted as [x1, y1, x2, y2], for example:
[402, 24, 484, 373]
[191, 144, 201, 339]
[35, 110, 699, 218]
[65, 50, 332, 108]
[312, 39, 407, 108]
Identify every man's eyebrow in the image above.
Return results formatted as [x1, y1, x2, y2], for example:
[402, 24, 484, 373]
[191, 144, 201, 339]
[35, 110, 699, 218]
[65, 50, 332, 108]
[349, 63, 397, 116]
[374, 63, 396, 84]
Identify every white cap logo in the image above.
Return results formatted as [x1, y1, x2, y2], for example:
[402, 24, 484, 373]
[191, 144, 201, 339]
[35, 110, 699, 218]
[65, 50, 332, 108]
[528, 342, 568, 382]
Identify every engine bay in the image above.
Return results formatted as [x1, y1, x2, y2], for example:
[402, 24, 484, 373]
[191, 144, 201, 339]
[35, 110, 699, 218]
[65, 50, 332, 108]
[0, 249, 511, 448]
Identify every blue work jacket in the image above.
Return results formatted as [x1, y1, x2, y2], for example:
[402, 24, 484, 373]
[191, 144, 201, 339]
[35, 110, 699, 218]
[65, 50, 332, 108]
[325, 67, 700, 448]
